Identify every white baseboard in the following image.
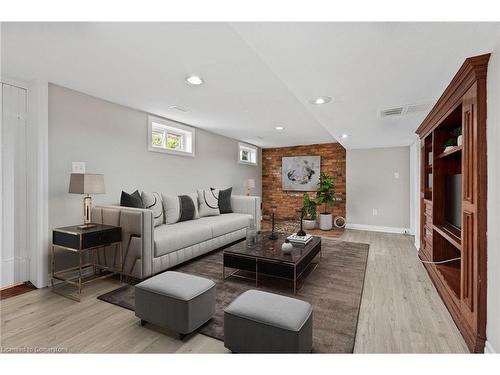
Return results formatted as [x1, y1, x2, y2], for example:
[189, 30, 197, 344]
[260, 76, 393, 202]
[484, 341, 497, 353]
[346, 223, 411, 234]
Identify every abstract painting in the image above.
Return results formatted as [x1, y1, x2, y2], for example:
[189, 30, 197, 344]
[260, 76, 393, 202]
[282, 156, 321, 191]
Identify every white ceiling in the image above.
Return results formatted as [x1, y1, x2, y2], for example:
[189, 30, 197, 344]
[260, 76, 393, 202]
[2, 22, 500, 149]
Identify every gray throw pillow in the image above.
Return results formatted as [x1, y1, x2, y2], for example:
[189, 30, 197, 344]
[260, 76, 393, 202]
[141, 191, 164, 227]
[162, 193, 200, 224]
[213, 187, 233, 214]
[197, 189, 220, 217]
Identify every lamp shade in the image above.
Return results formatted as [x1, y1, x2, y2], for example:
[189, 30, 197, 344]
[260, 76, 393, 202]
[69, 173, 105, 195]
[247, 179, 255, 189]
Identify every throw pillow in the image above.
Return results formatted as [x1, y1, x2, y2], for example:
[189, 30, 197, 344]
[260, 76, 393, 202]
[197, 188, 220, 217]
[162, 193, 200, 224]
[120, 190, 143, 208]
[213, 187, 233, 214]
[141, 191, 164, 227]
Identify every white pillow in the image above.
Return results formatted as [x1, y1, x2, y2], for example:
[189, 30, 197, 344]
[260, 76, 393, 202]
[162, 193, 199, 224]
[141, 191, 164, 227]
[197, 188, 220, 217]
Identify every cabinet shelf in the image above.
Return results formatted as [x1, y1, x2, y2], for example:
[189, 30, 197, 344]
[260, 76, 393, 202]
[435, 145, 462, 160]
[434, 224, 461, 251]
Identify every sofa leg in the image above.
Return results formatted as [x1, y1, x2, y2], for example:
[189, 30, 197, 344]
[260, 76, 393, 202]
[140, 319, 147, 326]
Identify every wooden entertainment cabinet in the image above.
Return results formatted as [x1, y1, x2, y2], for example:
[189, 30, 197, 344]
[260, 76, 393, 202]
[416, 54, 489, 352]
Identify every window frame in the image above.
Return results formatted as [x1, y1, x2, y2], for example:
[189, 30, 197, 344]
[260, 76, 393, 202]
[148, 115, 195, 157]
[238, 142, 258, 166]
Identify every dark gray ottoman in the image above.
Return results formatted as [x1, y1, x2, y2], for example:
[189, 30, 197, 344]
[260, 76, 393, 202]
[135, 271, 215, 338]
[224, 290, 313, 353]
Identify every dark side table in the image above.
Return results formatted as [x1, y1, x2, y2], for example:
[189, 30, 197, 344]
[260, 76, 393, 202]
[51, 224, 122, 302]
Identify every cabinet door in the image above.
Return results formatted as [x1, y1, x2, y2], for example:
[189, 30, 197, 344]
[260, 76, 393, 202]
[460, 84, 478, 329]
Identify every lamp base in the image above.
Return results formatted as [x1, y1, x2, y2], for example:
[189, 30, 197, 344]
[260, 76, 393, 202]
[78, 223, 97, 229]
[296, 230, 307, 237]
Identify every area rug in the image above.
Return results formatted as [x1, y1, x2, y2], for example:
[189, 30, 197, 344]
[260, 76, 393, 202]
[97, 238, 369, 353]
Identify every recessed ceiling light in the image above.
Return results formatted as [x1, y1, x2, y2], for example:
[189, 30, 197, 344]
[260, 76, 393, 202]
[275, 126, 285, 131]
[341, 134, 349, 139]
[310, 96, 333, 105]
[185, 75, 204, 85]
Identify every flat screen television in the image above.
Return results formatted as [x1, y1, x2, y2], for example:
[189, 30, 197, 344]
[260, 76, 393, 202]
[445, 174, 462, 229]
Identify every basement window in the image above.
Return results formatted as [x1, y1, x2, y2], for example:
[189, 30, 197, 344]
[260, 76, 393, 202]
[238, 143, 258, 165]
[148, 115, 195, 157]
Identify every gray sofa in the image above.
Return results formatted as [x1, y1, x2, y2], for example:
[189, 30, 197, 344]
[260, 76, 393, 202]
[91, 195, 261, 279]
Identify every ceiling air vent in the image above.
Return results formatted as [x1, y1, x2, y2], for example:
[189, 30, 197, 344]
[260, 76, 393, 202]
[380, 107, 404, 117]
[380, 102, 431, 118]
[406, 103, 431, 114]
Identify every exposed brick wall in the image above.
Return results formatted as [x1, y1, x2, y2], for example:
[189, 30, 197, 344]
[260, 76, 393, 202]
[262, 143, 346, 221]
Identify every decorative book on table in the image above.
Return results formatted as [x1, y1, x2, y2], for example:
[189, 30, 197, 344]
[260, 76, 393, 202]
[287, 233, 313, 245]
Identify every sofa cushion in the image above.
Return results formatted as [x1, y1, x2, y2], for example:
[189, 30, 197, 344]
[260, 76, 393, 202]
[205, 213, 252, 237]
[162, 193, 199, 224]
[141, 191, 164, 227]
[154, 220, 212, 257]
[197, 188, 220, 217]
[216, 187, 233, 214]
[120, 190, 143, 208]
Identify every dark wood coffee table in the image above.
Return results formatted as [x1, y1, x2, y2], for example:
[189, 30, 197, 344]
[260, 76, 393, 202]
[222, 232, 321, 294]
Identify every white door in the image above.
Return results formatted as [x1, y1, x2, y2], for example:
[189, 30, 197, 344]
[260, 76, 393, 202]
[1, 83, 29, 287]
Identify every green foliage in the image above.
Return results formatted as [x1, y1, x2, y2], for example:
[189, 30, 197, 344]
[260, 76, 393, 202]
[316, 172, 336, 214]
[445, 138, 457, 148]
[451, 127, 462, 138]
[151, 131, 163, 146]
[302, 193, 317, 220]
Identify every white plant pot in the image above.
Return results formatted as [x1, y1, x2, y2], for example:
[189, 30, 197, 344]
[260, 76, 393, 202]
[457, 135, 463, 146]
[302, 219, 316, 230]
[319, 213, 333, 231]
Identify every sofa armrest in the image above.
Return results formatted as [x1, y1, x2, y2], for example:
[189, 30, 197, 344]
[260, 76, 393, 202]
[231, 195, 262, 231]
[92, 205, 154, 279]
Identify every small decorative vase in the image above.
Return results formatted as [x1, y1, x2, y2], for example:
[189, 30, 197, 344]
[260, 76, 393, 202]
[457, 135, 463, 146]
[246, 218, 258, 248]
[282, 239, 293, 254]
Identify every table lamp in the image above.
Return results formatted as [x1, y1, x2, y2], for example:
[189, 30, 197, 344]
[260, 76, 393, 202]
[246, 178, 255, 196]
[69, 173, 105, 228]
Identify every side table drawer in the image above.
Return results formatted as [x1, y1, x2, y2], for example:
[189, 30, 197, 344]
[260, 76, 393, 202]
[53, 230, 80, 250]
[82, 228, 122, 249]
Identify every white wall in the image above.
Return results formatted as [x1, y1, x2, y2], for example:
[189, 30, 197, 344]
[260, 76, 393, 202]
[486, 43, 500, 354]
[48, 84, 262, 232]
[346, 146, 410, 233]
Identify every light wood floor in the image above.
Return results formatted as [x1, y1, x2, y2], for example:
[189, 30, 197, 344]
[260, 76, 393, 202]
[0, 230, 468, 353]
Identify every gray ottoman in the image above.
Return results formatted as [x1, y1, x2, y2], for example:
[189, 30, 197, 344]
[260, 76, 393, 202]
[224, 290, 313, 353]
[135, 271, 216, 338]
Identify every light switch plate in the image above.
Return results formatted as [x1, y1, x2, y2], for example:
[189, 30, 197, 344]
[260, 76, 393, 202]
[72, 162, 86, 174]
[372, 209, 378, 216]
[394, 172, 400, 179]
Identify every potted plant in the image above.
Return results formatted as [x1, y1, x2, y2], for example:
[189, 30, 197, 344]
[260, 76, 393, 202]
[452, 127, 463, 146]
[316, 172, 336, 230]
[301, 193, 317, 230]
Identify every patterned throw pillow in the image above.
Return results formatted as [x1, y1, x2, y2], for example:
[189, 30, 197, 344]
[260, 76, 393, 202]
[141, 191, 164, 227]
[197, 188, 220, 217]
[162, 193, 200, 224]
